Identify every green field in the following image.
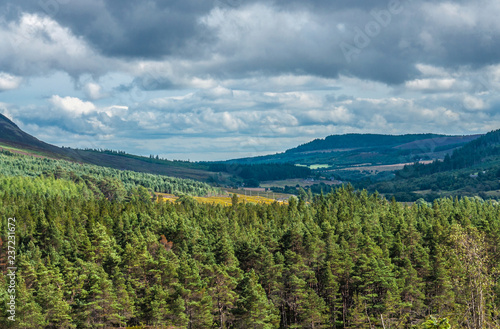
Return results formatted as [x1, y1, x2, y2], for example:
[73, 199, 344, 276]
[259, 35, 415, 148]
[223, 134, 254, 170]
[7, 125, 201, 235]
[296, 163, 330, 169]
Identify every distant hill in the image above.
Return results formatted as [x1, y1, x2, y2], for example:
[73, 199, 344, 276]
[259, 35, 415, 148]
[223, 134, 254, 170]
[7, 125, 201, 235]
[287, 133, 447, 153]
[397, 129, 500, 178]
[0, 113, 213, 180]
[393, 135, 482, 151]
[0, 113, 66, 157]
[0, 114, 308, 184]
[360, 128, 500, 201]
[228, 132, 483, 169]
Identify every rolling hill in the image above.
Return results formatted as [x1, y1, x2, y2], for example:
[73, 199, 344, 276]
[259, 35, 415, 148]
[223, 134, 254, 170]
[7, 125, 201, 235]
[0, 113, 67, 158]
[0, 114, 308, 185]
[4, 112, 500, 202]
[0, 113, 214, 180]
[226, 132, 483, 173]
[360, 129, 500, 201]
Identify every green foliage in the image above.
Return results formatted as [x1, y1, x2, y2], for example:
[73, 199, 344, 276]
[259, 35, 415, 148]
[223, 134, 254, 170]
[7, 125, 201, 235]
[1, 175, 500, 328]
[0, 151, 218, 196]
[418, 316, 451, 329]
[206, 162, 311, 183]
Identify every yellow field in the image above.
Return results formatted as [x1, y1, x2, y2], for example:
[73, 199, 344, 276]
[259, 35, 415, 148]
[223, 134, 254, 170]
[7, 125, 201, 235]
[156, 193, 282, 206]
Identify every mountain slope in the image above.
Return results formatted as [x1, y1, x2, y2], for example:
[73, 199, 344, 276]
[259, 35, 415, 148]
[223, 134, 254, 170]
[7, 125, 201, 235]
[228, 133, 483, 169]
[287, 133, 447, 153]
[0, 114, 307, 184]
[0, 113, 66, 157]
[396, 129, 500, 178]
[362, 128, 500, 201]
[0, 114, 213, 180]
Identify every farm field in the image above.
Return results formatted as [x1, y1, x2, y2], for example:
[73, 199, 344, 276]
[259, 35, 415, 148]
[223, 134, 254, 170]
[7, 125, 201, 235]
[224, 188, 292, 200]
[337, 160, 434, 172]
[260, 178, 341, 188]
[156, 192, 283, 205]
[296, 163, 330, 169]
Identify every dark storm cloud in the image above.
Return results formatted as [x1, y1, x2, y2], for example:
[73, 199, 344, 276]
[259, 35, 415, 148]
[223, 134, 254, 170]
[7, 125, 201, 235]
[2, 0, 500, 161]
[2, 0, 500, 86]
[2, 0, 215, 58]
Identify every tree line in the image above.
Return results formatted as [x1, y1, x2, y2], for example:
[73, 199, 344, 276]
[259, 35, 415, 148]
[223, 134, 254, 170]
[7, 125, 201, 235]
[397, 129, 500, 179]
[206, 162, 311, 186]
[0, 151, 218, 197]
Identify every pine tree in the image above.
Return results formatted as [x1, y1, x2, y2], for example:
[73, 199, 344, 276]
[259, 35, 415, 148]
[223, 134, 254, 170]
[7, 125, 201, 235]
[178, 256, 213, 329]
[205, 264, 239, 329]
[15, 275, 46, 328]
[233, 270, 279, 329]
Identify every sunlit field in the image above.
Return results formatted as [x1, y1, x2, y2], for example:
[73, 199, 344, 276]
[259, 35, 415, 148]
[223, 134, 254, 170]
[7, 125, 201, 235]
[156, 192, 284, 205]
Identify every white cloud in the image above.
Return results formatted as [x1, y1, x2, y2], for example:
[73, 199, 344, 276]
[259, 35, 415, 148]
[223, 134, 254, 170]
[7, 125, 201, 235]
[463, 95, 486, 110]
[0, 13, 113, 76]
[415, 64, 450, 77]
[0, 72, 22, 91]
[422, 2, 477, 29]
[49, 95, 96, 116]
[301, 106, 353, 125]
[405, 78, 456, 91]
[83, 82, 107, 100]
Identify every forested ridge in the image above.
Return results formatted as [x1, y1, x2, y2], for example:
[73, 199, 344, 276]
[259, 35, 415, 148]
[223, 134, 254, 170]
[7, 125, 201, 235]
[206, 162, 311, 185]
[397, 129, 500, 179]
[0, 151, 218, 197]
[288, 134, 446, 153]
[1, 169, 500, 328]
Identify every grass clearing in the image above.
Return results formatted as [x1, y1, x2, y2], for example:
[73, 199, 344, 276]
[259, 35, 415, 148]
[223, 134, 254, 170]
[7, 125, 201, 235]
[295, 164, 330, 169]
[261, 178, 340, 188]
[309, 164, 330, 169]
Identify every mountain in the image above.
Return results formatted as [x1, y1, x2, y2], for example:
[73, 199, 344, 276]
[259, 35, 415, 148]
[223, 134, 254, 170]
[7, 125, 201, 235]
[0, 114, 308, 184]
[0, 113, 66, 157]
[0, 114, 213, 180]
[227, 133, 483, 170]
[364, 129, 500, 201]
[287, 133, 447, 153]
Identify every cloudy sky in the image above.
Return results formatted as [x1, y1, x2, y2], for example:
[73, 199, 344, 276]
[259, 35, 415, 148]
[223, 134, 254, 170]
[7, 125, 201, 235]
[1, 0, 500, 160]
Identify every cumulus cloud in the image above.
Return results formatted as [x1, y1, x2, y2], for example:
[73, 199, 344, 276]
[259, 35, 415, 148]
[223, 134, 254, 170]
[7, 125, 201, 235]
[0, 13, 114, 77]
[463, 95, 487, 111]
[49, 95, 97, 116]
[83, 82, 107, 100]
[0, 72, 22, 91]
[405, 78, 456, 92]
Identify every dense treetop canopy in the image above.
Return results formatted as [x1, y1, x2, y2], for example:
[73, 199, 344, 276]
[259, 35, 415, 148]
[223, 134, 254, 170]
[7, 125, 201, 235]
[1, 156, 499, 328]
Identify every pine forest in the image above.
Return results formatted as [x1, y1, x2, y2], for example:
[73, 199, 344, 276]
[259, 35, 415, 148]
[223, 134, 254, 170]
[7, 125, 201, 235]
[1, 152, 500, 328]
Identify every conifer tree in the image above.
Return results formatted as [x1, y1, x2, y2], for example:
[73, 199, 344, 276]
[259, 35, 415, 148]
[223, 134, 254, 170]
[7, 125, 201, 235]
[233, 270, 279, 329]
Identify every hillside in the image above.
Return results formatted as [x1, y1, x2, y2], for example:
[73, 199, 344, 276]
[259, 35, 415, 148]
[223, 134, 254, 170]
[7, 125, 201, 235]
[0, 114, 310, 185]
[288, 133, 447, 153]
[0, 113, 67, 158]
[0, 149, 218, 198]
[397, 128, 500, 178]
[227, 133, 483, 180]
[362, 129, 500, 201]
[0, 113, 215, 180]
